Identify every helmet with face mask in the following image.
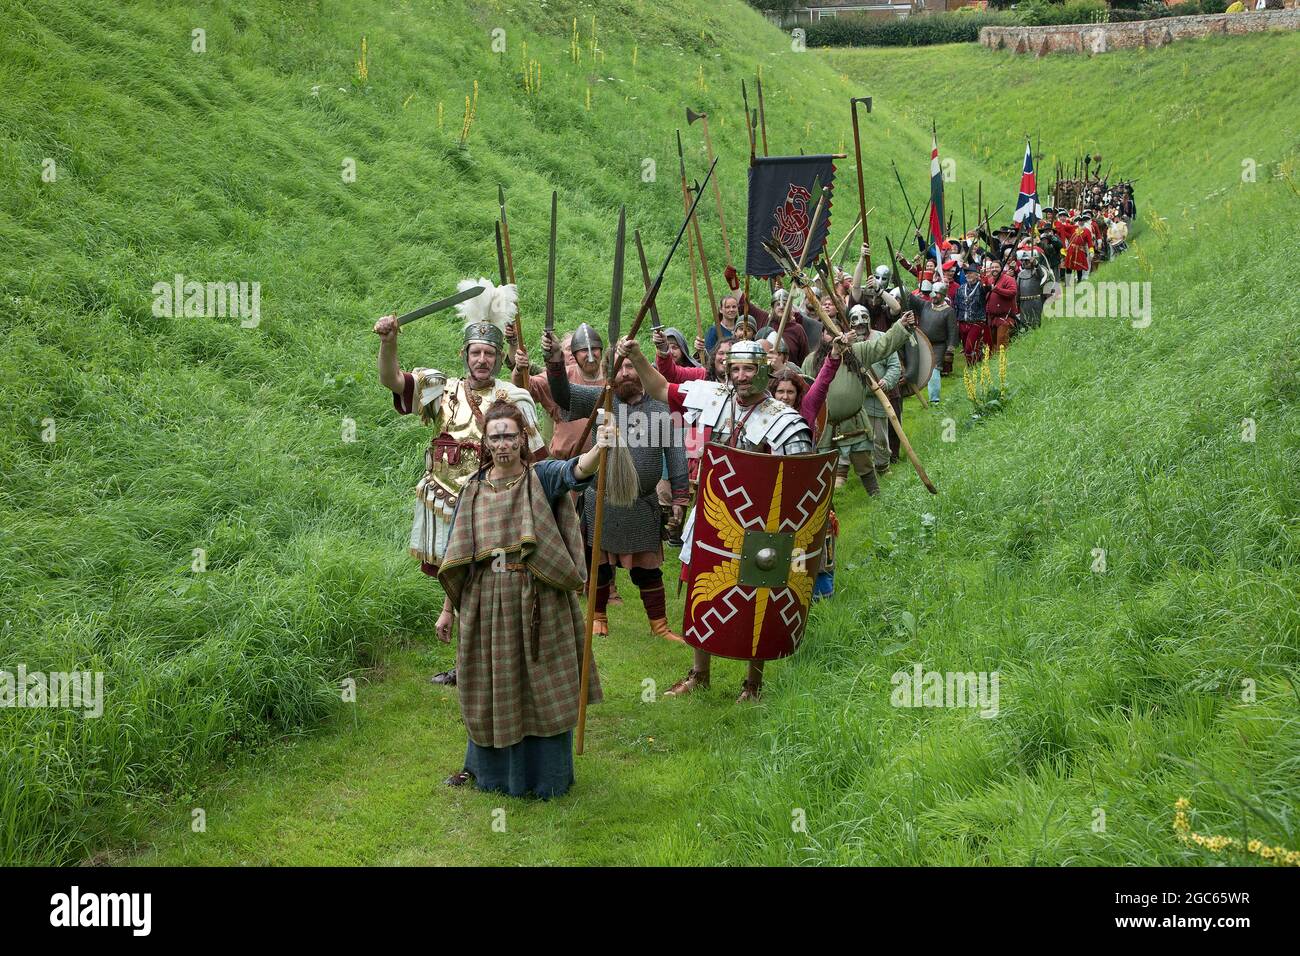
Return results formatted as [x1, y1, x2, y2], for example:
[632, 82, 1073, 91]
[725, 339, 771, 394]
[849, 304, 871, 328]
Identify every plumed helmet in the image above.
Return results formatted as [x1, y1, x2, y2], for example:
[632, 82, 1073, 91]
[725, 338, 771, 393]
[455, 278, 516, 378]
[570, 322, 604, 356]
[461, 322, 505, 376]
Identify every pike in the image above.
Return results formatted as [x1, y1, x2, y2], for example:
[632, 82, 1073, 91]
[678, 129, 718, 346]
[574, 158, 720, 450]
[755, 72, 769, 156]
[633, 229, 661, 330]
[393, 284, 485, 326]
[850, 96, 873, 270]
[576, 203, 625, 757]
[687, 107, 732, 266]
[831, 211, 867, 267]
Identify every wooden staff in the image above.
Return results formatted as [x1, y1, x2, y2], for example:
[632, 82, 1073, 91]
[687, 107, 732, 267]
[577, 204, 626, 757]
[676, 132, 706, 363]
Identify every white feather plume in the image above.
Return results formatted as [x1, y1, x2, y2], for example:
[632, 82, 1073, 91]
[455, 278, 518, 332]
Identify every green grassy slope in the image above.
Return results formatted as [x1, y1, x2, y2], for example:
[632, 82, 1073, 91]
[0, 0, 1000, 865]
[2, 1, 1297, 865]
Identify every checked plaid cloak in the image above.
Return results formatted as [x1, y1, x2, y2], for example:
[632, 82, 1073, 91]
[438, 464, 602, 749]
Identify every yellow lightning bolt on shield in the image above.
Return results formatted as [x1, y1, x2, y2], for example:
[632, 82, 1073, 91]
[751, 462, 784, 656]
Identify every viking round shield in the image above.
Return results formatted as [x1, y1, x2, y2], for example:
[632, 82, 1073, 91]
[683, 444, 839, 661]
[901, 331, 935, 396]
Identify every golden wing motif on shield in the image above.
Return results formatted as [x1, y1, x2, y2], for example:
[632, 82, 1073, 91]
[689, 559, 741, 618]
[688, 477, 746, 618]
[700, 474, 746, 552]
[793, 492, 831, 554]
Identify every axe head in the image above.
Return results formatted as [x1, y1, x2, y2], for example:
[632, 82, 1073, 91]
[686, 107, 706, 125]
[851, 96, 872, 112]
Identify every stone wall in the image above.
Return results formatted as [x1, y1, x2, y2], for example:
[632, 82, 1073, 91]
[979, 10, 1300, 56]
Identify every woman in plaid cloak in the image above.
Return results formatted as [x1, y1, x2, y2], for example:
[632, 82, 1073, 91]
[435, 401, 619, 798]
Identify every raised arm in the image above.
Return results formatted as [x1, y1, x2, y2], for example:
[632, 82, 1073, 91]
[619, 336, 668, 404]
[373, 315, 404, 393]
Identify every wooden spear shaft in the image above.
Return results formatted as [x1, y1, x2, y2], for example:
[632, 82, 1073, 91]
[575, 401, 613, 756]
[698, 115, 732, 266]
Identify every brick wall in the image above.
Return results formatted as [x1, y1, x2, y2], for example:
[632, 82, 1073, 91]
[979, 9, 1300, 56]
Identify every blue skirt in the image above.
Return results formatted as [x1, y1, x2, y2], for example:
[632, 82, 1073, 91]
[464, 730, 575, 800]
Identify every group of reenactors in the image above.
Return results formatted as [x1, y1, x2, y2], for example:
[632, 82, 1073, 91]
[371, 173, 1136, 799]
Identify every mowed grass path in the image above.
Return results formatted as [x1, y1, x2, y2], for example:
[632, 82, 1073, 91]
[124, 406, 952, 866]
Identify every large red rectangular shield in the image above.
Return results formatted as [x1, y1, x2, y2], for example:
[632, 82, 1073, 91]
[683, 444, 838, 661]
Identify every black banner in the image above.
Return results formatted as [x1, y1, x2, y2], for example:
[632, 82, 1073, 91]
[745, 154, 836, 279]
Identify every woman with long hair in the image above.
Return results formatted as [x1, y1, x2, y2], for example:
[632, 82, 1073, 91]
[436, 400, 636, 798]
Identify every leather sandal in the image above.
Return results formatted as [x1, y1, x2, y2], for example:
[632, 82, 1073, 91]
[736, 679, 762, 703]
[663, 668, 709, 697]
[444, 770, 474, 788]
[592, 611, 608, 637]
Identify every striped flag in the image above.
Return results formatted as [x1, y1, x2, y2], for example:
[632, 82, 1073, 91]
[1013, 139, 1042, 227]
[928, 129, 947, 265]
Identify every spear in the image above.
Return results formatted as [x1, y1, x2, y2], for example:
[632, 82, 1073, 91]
[576, 203, 625, 757]
[497, 184, 516, 283]
[740, 79, 756, 164]
[573, 158, 719, 449]
[850, 96, 873, 271]
[756, 73, 769, 156]
[891, 159, 918, 231]
[679, 129, 718, 350]
[634, 229, 661, 331]
[687, 107, 732, 266]
[545, 190, 557, 335]
[675, 131, 706, 362]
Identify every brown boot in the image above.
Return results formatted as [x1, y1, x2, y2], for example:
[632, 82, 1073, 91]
[649, 617, 684, 644]
[592, 611, 608, 636]
[663, 668, 709, 697]
[736, 679, 762, 703]
[859, 469, 880, 497]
